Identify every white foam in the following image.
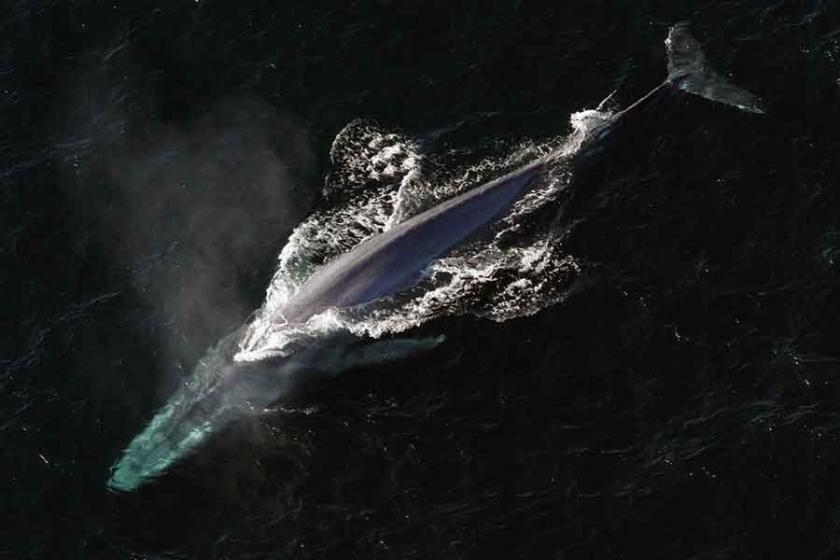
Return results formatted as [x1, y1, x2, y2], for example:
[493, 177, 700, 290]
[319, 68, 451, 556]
[234, 106, 612, 362]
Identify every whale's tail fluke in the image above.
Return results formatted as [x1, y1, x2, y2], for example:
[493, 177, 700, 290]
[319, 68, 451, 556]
[665, 23, 765, 114]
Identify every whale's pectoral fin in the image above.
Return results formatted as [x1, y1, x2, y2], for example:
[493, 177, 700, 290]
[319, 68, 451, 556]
[342, 335, 446, 370]
[665, 23, 765, 114]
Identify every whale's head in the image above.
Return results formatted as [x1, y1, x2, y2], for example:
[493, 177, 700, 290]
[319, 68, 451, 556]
[107, 333, 291, 493]
[108, 318, 443, 492]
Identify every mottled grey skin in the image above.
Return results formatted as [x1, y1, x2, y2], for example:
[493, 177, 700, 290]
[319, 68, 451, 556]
[282, 160, 545, 322]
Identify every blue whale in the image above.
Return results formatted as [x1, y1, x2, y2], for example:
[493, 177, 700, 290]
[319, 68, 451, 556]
[107, 24, 763, 492]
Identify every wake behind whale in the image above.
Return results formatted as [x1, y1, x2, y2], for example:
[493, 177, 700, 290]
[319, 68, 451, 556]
[108, 25, 763, 492]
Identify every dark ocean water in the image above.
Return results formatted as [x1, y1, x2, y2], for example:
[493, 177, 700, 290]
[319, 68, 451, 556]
[5, 1, 840, 558]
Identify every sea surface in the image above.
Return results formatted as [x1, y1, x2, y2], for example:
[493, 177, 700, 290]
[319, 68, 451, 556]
[4, 1, 840, 558]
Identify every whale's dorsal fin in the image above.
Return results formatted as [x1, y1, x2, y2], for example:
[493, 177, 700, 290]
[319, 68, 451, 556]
[665, 23, 765, 114]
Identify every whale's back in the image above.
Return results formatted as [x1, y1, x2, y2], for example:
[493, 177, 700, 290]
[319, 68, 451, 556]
[283, 162, 543, 323]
